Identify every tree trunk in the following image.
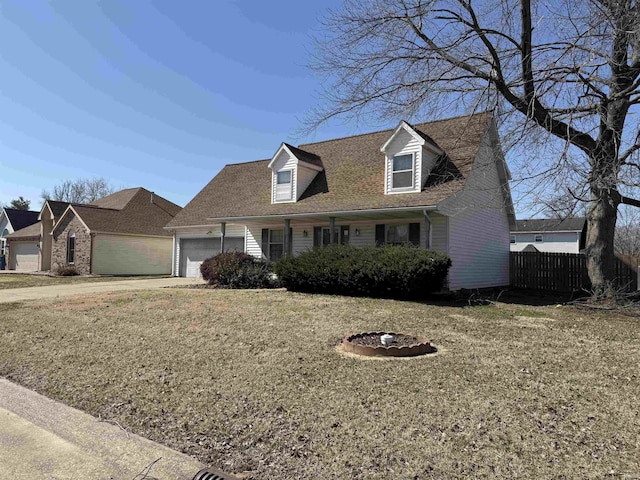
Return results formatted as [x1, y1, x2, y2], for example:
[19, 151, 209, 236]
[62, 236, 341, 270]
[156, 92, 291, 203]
[585, 185, 618, 295]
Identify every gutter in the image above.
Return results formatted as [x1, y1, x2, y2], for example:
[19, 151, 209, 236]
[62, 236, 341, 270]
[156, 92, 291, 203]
[205, 205, 439, 223]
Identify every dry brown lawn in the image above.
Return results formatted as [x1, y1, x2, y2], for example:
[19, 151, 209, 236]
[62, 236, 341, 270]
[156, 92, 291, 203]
[0, 289, 638, 479]
[0, 274, 167, 290]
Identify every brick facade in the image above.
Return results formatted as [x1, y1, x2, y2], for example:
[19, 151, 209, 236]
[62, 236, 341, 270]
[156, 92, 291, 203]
[52, 214, 92, 275]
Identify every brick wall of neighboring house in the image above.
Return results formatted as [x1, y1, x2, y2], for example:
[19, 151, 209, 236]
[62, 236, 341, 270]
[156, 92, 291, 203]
[52, 214, 92, 275]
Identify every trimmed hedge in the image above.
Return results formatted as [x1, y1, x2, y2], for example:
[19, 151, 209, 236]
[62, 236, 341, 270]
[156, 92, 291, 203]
[274, 244, 451, 299]
[200, 251, 276, 289]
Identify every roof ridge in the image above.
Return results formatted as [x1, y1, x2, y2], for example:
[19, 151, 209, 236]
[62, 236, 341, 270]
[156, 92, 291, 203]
[298, 111, 490, 148]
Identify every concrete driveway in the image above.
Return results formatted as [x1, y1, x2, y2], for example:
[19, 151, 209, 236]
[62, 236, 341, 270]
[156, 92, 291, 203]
[0, 277, 204, 304]
[0, 379, 205, 480]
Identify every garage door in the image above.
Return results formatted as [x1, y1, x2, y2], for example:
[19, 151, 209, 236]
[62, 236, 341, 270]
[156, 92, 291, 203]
[179, 237, 244, 278]
[10, 242, 39, 272]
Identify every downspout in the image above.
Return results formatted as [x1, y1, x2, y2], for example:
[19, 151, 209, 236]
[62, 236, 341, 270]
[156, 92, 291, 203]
[89, 232, 94, 274]
[171, 233, 176, 276]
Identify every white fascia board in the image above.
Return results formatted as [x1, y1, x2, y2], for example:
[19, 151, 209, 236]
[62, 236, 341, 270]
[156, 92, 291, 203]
[512, 229, 583, 234]
[206, 205, 438, 222]
[268, 143, 323, 172]
[380, 121, 426, 153]
[0, 209, 11, 232]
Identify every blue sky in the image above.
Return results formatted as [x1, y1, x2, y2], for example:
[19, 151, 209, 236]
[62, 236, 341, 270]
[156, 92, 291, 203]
[1, 0, 357, 209]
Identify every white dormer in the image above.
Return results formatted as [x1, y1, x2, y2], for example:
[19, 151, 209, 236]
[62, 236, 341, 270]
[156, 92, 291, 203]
[268, 143, 323, 203]
[380, 121, 443, 195]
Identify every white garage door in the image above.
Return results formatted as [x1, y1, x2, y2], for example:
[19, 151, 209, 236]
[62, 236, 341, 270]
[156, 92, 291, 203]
[11, 242, 39, 272]
[180, 237, 244, 278]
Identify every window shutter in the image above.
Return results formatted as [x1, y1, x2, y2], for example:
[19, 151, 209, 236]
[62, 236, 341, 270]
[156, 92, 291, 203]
[288, 227, 293, 255]
[409, 223, 420, 246]
[313, 227, 322, 248]
[375, 224, 385, 246]
[261, 228, 269, 259]
[340, 225, 349, 244]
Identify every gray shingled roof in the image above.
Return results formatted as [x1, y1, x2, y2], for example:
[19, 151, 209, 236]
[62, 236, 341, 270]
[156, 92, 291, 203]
[54, 188, 181, 237]
[513, 217, 586, 232]
[6, 221, 41, 239]
[167, 112, 492, 228]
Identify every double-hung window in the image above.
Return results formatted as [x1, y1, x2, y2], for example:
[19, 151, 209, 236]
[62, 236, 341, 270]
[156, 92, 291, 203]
[275, 170, 292, 201]
[67, 231, 76, 264]
[391, 154, 414, 190]
[314, 226, 349, 247]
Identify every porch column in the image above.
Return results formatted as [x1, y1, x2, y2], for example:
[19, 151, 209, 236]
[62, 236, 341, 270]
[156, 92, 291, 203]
[423, 210, 431, 249]
[329, 217, 336, 244]
[284, 219, 291, 256]
[220, 222, 226, 253]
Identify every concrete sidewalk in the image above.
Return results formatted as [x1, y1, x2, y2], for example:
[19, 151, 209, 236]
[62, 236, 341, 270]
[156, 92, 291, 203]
[0, 379, 205, 480]
[0, 277, 203, 304]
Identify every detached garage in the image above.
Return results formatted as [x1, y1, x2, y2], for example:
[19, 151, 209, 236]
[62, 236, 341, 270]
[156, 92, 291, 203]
[49, 188, 182, 275]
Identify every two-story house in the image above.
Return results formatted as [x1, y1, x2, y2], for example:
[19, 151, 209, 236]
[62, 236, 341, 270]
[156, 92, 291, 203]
[510, 218, 587, 254]
[166, 112, 515, 290]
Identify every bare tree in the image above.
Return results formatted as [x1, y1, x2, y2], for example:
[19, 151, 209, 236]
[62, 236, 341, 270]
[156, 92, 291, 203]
[41, 177, 114, 204]
[615, 206, 640, 255]
[311, 0, 640, 294]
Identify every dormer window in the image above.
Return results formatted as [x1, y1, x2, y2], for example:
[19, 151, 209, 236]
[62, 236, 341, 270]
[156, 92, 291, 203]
[276, 170, 293, 201]
[381, 121, 444, 196]
[392, 154, 414, 190]
[269, 143, 323, 204]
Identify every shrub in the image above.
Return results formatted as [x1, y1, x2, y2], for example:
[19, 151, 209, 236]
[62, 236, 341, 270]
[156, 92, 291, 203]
[200, 251, 276, 288]
[55, 265, 79, 276]
[274, 244, 451, 299]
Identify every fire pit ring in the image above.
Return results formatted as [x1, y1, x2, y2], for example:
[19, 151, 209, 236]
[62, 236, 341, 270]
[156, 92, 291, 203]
[341, 332, 434, 357]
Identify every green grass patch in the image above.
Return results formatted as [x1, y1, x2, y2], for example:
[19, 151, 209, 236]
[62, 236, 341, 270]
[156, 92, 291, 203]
[0, 290, 638, 479]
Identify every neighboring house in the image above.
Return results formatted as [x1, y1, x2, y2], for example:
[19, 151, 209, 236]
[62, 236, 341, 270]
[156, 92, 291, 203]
[166, 112, 515, 290]
[5, 200, 71, 272]
[510, 218, 586, 254]
[0, 208, 40, 271]
[6, 188, 182, 275]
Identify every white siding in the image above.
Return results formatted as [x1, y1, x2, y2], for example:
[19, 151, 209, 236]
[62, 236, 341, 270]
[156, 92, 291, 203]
[421, 147, 439, 187]
[430, 214, 448, 252]
[384, 128, 422, 194]
[438, 122, 510, 290]
[92, 234, 173, 275]
[271, 149, 321, 203]
[0, 215, 12, 257]
[245, 225, 265, 259]
[271, 150, 297, 203]
[172, 225, 246, 276]
[243, 216, 448, 258]
[510, 231, 580, 253]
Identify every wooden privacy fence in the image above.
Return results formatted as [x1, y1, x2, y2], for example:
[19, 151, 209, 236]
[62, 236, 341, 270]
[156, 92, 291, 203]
[510, 251, 638, 293]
